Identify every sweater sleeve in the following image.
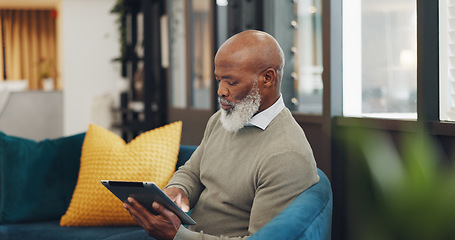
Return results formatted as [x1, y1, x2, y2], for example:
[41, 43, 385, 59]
[165, 112, 219, 207]
[166, 144, 205, 208]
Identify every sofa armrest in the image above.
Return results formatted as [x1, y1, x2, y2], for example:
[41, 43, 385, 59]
[249, 168, 333, 240]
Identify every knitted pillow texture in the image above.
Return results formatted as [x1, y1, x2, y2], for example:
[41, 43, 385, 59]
[60, 121, 182, 226]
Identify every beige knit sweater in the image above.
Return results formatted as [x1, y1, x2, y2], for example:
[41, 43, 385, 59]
[167, 108, 319, 240]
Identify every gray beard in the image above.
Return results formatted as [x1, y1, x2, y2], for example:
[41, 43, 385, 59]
[219, 84, 261, 132]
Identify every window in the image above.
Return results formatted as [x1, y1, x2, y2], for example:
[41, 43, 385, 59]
[191, 0, 213, 110]
[169, 0, 214, 110]
[343, 0, 417, 119]
[440, 0, 455, 121]
[169, 0, 188, 109]
[292, 0, 323, 114]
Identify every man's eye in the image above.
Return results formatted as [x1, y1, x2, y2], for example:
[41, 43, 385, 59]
[228, 82, 237, 86]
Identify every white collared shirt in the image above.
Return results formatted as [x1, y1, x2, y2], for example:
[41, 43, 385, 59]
[245, 94, 285, 130]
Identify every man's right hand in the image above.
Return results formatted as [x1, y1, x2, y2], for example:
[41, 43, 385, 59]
[163, 187, 190, 212]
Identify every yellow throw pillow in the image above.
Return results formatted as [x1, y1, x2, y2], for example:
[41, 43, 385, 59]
[60, 121, 182, 226]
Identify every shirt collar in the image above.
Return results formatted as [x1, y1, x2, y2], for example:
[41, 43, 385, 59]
[245, 94, 285, 130]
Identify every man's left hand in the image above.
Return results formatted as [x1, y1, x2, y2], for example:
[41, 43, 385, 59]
[123, 197, 181, 240]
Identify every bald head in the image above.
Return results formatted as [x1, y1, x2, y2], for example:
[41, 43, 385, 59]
[215, 30, 285, 83]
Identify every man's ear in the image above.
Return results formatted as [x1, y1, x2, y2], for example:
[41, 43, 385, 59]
[261, 68, 276, 88]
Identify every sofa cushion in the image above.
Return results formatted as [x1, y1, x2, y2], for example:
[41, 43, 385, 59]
[0, 132, 85, 223]
[60, 122, 182, 226]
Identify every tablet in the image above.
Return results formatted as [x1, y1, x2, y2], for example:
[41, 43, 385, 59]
[101, 180, 196, 225]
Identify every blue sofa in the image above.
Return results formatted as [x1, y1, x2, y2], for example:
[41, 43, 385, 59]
[0, 133, 332, 240]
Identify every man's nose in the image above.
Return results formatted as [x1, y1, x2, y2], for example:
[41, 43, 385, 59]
[218, 83, 229, 97]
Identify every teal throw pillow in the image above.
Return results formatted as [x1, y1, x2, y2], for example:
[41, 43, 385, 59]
[0, 132, 85, 223]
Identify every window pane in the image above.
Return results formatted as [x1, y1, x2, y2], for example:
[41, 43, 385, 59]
[191, 0, 213, 110]
[293, 0, 323, 114]
[169, 0, 188, 109]
[440, 0, 455, 121]
[343, 0, 417, 119]
[169, 0, 213, 110]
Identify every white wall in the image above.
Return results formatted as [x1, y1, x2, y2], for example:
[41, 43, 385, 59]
[0, 91, 63, 140]
[61, 0, 123, 136]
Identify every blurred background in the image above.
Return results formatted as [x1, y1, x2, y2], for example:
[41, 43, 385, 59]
[1, 0, 454, 239]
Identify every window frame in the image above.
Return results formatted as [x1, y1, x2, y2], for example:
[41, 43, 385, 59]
[293, 0, 455, 136]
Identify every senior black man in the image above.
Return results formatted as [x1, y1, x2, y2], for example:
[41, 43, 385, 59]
[123, 30, 319, 240]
